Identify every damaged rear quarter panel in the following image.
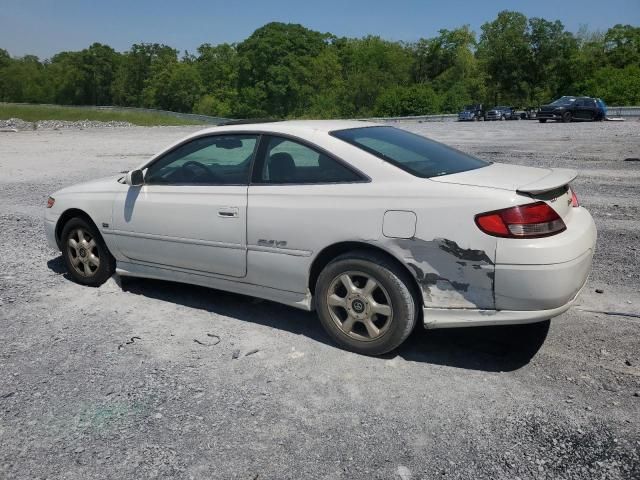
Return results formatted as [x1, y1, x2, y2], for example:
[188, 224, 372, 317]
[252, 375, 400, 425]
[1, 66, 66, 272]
[374, 181, 502, 310]
[388, 237, 496, 309]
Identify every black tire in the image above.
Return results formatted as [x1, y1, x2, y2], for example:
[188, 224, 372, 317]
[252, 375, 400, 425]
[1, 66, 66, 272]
[314, 251, 417, 355]
[60, 217, 115, 286]
[562, 111, 572, 123]
[538, 119, 547, 123]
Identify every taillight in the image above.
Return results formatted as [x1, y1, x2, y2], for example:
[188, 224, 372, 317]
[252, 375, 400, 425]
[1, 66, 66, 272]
[569, 186, 579, 207]
[475, 201, 566, 238]
[46, 197, 55, 208]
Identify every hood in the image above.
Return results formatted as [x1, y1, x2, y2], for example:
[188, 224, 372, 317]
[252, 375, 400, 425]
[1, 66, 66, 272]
[54, 175, 123, 196]
[430, 163, 577, 194]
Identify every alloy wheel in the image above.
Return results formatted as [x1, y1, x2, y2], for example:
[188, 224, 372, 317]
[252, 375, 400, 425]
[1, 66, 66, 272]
[326, 271, 393, 341]
[67, 227, 100, 277]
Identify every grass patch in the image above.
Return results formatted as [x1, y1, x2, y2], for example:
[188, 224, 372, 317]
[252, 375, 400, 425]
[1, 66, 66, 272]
[0, 103, 206, 126]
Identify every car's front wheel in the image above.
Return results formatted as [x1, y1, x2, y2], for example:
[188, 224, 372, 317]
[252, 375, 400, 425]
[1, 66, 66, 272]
[315, 252, 417, 355]
[61, 217, 115, 286]
[562, 111, 572, 123]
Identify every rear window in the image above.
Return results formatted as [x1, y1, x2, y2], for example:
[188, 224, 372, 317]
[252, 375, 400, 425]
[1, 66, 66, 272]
[331, 126, 488, 178]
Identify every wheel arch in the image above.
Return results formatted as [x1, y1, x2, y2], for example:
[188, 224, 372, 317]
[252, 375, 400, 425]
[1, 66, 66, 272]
[55, 208, 101, 249]
[308, 241, 425, 307]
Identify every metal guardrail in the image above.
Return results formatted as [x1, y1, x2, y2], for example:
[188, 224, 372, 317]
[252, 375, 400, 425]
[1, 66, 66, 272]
[363, 114, 458, 122]
[0, 102, 228, 124]
[607, 106, 640, 117]
[90, 105, 228, 124]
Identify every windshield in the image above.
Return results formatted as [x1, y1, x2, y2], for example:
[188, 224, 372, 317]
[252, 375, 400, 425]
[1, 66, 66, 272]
[331, 126, 489, 178]
[550, 96, 576, 106]
[463, 105, 475, 111]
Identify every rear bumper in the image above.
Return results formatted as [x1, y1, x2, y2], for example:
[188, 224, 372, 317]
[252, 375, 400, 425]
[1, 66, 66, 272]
[423, 279, 584, 328]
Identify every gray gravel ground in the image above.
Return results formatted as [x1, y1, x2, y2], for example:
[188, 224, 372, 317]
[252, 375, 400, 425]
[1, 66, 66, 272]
[0, 121, 639, 480]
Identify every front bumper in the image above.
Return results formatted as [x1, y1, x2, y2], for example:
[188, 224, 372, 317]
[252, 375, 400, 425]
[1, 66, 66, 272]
[45, 218, 58, 250]
[537, 111, 562, 120]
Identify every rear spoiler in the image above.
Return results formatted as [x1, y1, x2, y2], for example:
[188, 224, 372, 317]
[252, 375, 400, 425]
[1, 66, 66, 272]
[516, 168, 577, 195]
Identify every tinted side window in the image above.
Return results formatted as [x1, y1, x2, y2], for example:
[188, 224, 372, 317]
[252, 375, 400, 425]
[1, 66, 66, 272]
[145, 135, 258, 185]
[256, 136, 362, 184]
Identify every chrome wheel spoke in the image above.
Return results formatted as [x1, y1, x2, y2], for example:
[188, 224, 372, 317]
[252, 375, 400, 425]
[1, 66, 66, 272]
[328, 294, 346, 308]
[87, 239, 96, 250]
[68, 238, 78, 251]
[340, 274, 357, 294]
[371, 302, 392, 317]
[361, 278, 378, 296]
[76, 229, 86, 243]
[70, 254, 82, 267]
[341, 316, 357, 334]
[88, 254, 100, 267]
[82, 262, 91, 276]
[363, 319, 380, 338]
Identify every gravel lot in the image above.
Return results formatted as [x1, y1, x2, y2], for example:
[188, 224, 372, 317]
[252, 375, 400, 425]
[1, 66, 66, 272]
[1, 121, 639, 479]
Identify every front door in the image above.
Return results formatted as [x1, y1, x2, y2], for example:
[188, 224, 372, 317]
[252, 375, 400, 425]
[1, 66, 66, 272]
[111, 134, 259, 278]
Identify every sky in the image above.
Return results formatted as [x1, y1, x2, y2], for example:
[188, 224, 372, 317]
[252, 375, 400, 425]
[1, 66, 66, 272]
[1, 0, 639, 59]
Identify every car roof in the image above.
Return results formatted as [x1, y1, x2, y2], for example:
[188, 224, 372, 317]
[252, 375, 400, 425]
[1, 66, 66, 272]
[193, 119, 380, 136]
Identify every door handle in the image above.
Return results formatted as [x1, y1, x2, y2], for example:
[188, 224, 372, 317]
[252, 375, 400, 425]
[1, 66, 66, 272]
[218, 207, 239, 218]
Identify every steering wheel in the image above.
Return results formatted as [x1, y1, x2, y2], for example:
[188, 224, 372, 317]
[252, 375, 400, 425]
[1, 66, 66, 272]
[180, 160, 220, 182]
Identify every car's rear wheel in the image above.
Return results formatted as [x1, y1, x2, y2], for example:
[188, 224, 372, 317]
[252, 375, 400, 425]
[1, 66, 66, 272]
[562, 111, 572, 123]
[61, 217, 115, 286]
[539, 119, 547, 123]
[315, 251, 417, 355]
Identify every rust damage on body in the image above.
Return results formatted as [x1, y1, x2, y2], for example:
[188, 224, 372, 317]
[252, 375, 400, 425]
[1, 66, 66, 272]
[388, 237, 495, 309]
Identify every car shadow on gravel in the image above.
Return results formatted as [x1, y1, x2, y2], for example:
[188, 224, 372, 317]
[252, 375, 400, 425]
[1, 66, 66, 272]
[394, 321, 549, 372]
[47, 260, 548, 372]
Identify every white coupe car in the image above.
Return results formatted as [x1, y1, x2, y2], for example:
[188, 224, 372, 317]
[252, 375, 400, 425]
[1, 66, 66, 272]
[45, 120, 597, 355]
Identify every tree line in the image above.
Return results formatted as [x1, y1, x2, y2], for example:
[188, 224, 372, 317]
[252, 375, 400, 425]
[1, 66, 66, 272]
[1, 11, 639, 118]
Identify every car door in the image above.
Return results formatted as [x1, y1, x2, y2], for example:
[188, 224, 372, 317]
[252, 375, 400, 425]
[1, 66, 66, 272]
[573, 98, 592, 120]
[111, 134, 259, 277]
[246, 135, 369, 292]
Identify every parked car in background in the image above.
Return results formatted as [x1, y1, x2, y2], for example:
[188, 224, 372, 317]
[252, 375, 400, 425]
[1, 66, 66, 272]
[44, 120, 596, 355]
[520, 107, 539, 120]
[485, 106, 520, 121]
[538, 96, 606, 123]
[458, 104, 485, 121]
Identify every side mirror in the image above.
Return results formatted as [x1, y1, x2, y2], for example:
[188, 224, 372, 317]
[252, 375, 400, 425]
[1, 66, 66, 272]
[125, 169, 144, 186]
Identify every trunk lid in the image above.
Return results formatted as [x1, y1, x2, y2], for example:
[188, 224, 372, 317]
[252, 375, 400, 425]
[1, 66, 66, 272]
[431, 162, 577, 217]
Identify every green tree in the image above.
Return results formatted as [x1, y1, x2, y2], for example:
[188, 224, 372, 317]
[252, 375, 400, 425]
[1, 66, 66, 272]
[236, 22, 329, 117]
[143, 60, 203, 112]
[0, 55, 50, 103]
[477, 11, 530, 105]
[112, 43, 177, 106]
[604, 24, 640, 68]
[336, 36, 413, 116]
[526, 18, 578, 104]
[374, 83, 442, 116]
